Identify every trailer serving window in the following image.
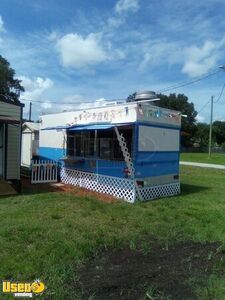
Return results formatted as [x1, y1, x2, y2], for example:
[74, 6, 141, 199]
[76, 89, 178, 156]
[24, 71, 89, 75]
[67, 131, 95, 157]
[67, 126, 133, 161]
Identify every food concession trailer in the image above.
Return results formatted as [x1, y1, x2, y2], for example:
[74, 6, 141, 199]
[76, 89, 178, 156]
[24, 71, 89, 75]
[39, 93, 181, 203]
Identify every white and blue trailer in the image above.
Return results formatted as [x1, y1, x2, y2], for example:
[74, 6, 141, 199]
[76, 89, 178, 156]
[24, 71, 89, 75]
[39, 100, 181, 203]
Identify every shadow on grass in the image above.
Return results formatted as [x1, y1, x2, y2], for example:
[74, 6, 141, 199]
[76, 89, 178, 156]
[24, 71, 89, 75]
[0, 184, 65, 199]
[22, 183, 66, 196]
[180, 183, 210, 196]
[10, 176, 65, 195]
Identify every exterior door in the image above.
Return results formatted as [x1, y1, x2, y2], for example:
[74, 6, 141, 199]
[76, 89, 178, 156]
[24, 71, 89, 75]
[0, 124, 4, 177]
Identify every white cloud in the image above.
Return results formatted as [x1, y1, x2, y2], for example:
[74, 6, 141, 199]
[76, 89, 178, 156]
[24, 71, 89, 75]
[115, 0, 139, 14]
[0, 16, 4, 32]
[40, 94, 87, 115]
[61, 96, 108, 110]
[56, 33, 107, 69]
[41, 102, 52, 110]
[196, 114, 205, 123]
[107, 17, 124, 29]
[39, 95, 110, 115]
[47, 31, 59, 41]
[138, 40, 183, 71]
[182, 40, 225, 77]
[138, 38, 225, 78]
[79, 97, 112, 109]
[18, 76, 53, 117]
[18, 76, 53, 100]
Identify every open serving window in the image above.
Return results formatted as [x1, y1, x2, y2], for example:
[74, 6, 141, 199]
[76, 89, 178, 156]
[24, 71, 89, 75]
[66, 124, 133, 162]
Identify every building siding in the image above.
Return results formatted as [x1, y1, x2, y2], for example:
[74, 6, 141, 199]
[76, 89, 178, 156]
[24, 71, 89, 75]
[0, 101, 21, 180]
[6, 124, 21, 179]
[0, 101, 21, 118]
[138, 125, 180, 152]
[21, 132, 32, 167]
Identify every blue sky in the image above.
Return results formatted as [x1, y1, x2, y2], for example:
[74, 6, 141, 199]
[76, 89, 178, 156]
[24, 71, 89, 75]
[1, 0, 225, 122]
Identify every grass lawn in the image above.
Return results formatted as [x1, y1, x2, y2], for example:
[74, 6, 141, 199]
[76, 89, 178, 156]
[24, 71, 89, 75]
[181, 152, 225, 165]
[0, 166, 225, 299]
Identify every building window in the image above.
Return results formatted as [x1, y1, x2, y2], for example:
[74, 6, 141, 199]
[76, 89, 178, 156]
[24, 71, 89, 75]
[67, 131, 95, 158]
[99, 139, 113, 159]
[67, 126, 133, 161]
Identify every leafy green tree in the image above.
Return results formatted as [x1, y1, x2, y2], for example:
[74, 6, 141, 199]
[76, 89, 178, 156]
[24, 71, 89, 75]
[126, 92, 136, 102]
[213, 121, 225, 145]
[221, 142, 225, 151]
[157, 93, 197, 146]
[194, 123, 209, 148]
[0, 55, 24, 103]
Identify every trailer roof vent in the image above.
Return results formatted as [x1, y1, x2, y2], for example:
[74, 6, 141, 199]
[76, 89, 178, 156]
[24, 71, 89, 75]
[134, 91, 157, 101]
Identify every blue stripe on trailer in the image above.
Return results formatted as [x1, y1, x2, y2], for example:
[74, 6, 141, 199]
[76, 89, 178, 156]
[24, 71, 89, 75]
[39, 147, 128, 178]
[65, 159, 127, 178]
[42, 123, 131, 131]
[134, 151, 180, 178]
[68, 124, 115, 131]
[39, 147, 65, 161]
[136, 151, 180, 161]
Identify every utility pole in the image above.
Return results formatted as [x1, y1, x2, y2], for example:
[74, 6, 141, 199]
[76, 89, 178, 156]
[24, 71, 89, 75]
[208, 96, 213, 158]
[208, 65, 225, 158]
[29, 102, 32, 121]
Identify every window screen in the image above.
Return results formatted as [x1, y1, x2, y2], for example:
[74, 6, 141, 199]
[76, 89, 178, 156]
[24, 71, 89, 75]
[67, 126, 133, 161]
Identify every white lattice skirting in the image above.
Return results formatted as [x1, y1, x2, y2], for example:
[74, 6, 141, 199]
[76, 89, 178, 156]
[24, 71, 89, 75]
[139, 182, 180, 202]
[61, 168, 180, 203]
[61, 168, 136, 203]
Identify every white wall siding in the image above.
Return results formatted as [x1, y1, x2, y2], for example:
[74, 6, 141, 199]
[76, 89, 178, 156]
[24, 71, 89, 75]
[137, 103, 181, 127]
[21, 132, 32, 167]
[7, 124, 21, 179]
[0, 102, 20, 118]
[138, 125, 180, 152]
[40, 130, 65, 149]
[39, 103, 137, 129]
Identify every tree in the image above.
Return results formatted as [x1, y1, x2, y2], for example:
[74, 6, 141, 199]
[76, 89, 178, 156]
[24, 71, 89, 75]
[213, 121, 225, 145]
[0, 55, 24, 103]
[126, 92, 136, 102]
[194, 123, 209, 148]
[189, 121, 225, 150]
[157, 93, 197, 146]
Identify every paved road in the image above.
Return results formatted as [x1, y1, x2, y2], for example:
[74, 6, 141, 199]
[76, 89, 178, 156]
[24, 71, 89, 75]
[180, 161, 225, 170]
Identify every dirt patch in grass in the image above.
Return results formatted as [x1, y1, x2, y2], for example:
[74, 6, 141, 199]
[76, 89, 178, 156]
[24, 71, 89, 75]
[58, 183, 117, 203]
[21, 177, 117, 203]
[76, 241, 224, 300]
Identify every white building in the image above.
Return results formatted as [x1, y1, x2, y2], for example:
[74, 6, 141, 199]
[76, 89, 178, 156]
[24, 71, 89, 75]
[0, 98, 23, 194]
[21, 122, 39, 167]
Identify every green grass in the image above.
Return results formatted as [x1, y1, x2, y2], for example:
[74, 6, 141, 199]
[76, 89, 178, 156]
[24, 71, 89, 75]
[181, 152, 225, 165]
[0, 166, 225, 299]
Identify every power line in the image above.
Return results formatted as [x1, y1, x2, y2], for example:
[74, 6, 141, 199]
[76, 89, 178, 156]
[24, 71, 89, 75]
[157, 69, 221, 93]
[17, 68, 223, 105]
[214, 82, 225, 103]
[21, 70, 221, 105]
[188, 80, 225, 116]
[197, 99, 211, 114]
[197, 82, 225, 113]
